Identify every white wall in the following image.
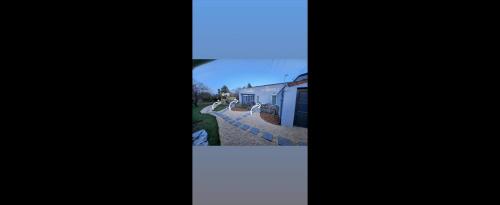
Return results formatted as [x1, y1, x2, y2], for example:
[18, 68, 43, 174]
[239, 84, 284, 105]
[276, 89, 283, 116]
[280, 83, 308, 127]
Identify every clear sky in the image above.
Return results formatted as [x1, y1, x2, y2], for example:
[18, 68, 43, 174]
[193, 59, 307, 94]
[193, 0, 307, 58]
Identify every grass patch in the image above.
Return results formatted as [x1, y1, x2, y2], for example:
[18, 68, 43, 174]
[192, 102, 221, 145]
[213, 103, 228, 111]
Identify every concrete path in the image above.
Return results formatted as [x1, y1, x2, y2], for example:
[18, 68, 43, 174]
[200, 105, 307, 146]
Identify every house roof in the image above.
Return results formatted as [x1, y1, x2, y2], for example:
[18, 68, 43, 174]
[288, 73, 308, 86]
[241, 73, 307, 89]
[192, 59, 215, 68]
[242, 82, 286, 89]
[287, 80, 307, 87]
[293, 73, 308, 81]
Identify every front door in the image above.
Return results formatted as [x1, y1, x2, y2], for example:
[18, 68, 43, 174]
[293, 88, 308, 128]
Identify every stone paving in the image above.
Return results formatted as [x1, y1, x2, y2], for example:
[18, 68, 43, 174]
[200, 105, 307, 146]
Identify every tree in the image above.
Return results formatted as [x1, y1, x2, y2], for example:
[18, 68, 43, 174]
[192, 81, 210, 107]
[221, 85, 230, 93]
[199, 91, 213, 102]
[247, 83, 252, 88]
[219, 85, 231, 103]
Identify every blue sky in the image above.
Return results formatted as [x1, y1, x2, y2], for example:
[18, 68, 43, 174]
[193, 0, 307, 58]
[193, 59, 307, 94]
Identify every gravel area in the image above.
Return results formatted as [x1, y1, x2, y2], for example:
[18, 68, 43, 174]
[259, 112, 280, 125]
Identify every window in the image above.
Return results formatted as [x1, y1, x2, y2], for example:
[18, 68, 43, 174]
[272, 95, 276, 105]
[241, 94, 255, 105]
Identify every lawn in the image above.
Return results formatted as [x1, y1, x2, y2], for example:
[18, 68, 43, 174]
[192, 102, 221, 145]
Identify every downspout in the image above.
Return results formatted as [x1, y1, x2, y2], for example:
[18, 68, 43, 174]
[278, 83, 287, 118]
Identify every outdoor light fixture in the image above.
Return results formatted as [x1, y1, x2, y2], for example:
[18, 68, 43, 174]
[250, 103, 261, 116]
[228, 99, 238, 111]
[211, 100, 221, 111]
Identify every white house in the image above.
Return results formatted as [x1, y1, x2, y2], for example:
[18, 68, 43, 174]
[239, 73, 308, 128]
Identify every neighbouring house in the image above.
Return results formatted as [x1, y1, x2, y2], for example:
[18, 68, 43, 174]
[239, 73, 308, 128]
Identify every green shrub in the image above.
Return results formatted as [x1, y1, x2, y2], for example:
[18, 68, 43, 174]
[234, 103, 251, 110]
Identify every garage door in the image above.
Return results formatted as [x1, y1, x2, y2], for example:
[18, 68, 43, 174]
[294, 88, 308, 128]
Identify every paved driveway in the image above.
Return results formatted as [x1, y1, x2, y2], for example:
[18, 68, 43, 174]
[201, 105, 307, 146]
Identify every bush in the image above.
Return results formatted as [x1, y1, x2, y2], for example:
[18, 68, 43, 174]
[234, 103, 251, 109]
[260, 104, 279, 115]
